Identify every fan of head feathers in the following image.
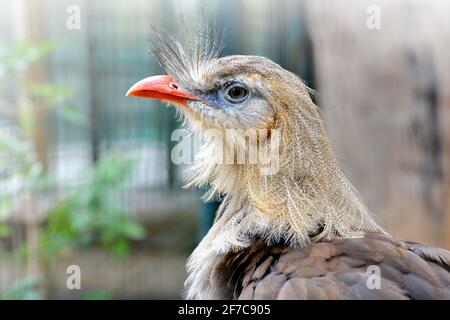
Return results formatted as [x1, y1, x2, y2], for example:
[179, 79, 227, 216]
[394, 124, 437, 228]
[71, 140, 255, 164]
[148, 20, 224, 88]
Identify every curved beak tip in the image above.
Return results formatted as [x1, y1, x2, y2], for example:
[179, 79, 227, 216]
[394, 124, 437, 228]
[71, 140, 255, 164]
[125, 81, 144, 97]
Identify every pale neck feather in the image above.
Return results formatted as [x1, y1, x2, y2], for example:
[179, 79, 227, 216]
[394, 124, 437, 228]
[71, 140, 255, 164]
[184, 79, 384, 299]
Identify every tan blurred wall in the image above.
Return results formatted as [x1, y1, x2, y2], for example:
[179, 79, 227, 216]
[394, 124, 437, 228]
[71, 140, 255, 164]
[303, 0, 450, 248]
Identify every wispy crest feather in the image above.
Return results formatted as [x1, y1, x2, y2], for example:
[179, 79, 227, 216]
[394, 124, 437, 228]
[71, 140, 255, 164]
[148, 19, 224, 87]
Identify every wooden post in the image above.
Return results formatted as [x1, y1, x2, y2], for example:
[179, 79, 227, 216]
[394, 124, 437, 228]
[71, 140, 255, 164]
[85, 1, 101, 164]
[11, 0, 49, 169]
[442, 95, 450, 250]
[10, 0, 48, 298]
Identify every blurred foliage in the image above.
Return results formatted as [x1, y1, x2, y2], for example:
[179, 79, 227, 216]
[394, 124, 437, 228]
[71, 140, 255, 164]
[42, 154, 145, 259]
[0, 42, 55, 78]
[0, 42, 145, 298]
[0, 42, 78, 229]
[81, 290, 112, 300]
[0, 277, 41, 300]
[0, 42, 64, 256]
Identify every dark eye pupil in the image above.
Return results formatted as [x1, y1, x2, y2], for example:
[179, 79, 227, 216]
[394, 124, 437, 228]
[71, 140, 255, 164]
[227, 85, 248, 102]
[230, 86, 245, 98]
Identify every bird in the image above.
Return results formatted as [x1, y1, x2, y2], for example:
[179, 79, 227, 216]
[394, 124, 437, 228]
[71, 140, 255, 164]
[126, 24, 450, 300]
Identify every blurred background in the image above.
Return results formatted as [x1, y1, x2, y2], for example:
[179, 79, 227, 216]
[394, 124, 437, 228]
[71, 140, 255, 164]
[0, 0, 449, 299]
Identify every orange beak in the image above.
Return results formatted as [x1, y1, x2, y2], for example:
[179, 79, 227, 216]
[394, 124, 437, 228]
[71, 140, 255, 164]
[126, 75, 198, 107]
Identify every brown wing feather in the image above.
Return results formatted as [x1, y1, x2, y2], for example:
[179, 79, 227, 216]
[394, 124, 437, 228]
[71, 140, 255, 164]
[214, 232, 450, 300]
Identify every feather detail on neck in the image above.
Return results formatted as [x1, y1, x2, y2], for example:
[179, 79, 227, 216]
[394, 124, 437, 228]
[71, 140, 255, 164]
[183, 77, 385, 299]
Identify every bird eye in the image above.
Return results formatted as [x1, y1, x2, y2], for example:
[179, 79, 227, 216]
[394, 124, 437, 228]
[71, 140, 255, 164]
[224, 83, 249, 103]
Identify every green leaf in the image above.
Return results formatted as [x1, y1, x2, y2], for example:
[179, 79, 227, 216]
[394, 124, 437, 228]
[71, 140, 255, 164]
[81, 290, 112, 300]
[0, 276, 41, 300]
[0, 197, 13, 220]
[0, 42, 56, 77]
[17, 102, 34, 138]
[110, 239, 130, 257]
[0, 224, 11, 238]
[58, 105, 87, 126]
[121, 220, 146, 240]
[0, 134, 28, 155]
[24, 83, 74, 103]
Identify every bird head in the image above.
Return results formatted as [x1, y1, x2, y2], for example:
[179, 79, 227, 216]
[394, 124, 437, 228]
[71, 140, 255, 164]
[126, 27, 321, 186]
[126, 27, 314, 135]
[127, 25, 382, 246]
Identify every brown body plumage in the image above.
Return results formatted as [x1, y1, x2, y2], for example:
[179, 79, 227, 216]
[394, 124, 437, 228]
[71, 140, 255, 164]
[215, 232, 450, 299]
[127, 24, 450, 300]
